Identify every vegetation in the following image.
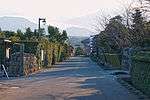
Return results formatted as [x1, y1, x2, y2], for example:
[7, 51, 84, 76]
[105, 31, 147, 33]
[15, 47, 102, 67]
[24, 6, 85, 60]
[89, 0, 150, 96]
[90, 53, 121, 68]
[131, 52, 150, 96]
[91, 0, 150, 63]
[75, 47, 85, 56]
[0, 25, 73, 76]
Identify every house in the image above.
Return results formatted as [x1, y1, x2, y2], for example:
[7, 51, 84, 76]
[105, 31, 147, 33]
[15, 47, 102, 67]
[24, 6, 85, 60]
[0, 38, 11, 78]
[81, 36, 94, 55]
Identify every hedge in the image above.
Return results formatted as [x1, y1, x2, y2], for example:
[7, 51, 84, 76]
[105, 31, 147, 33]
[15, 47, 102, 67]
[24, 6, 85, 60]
[131, 53, 150, 96]
[105, 53, 121, 68]
[7, 40, 72, 76]
[90, 53, 121, 68]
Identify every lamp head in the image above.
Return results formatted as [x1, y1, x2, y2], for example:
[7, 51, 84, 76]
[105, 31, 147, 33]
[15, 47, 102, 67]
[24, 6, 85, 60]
[42, 19, 46, 25]
[42, 19, 46, 23]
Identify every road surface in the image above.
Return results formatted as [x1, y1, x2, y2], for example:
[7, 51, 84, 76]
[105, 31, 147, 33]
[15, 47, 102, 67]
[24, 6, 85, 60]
[0, 57, 141, 100]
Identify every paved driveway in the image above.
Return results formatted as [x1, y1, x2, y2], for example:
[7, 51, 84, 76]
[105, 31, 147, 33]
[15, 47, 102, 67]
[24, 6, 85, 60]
[0, 57, 140, 100]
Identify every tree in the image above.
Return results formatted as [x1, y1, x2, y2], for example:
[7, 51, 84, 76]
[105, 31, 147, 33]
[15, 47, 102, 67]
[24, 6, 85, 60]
[48, 26, 57, 42]
[17, 29, 24, 40]
[0, 32, 5, 38]
[48, 26, 67, 43]
[9, 35, 20, 42]
[75, 47, 84, 56]
[96, 15, 129, 52]
[59, 30, 68, 44]
[24, 27, 33, 40]
[33, 29, 39, 38]
[131, 9, 145, 46]
[144, 21, 150, 37]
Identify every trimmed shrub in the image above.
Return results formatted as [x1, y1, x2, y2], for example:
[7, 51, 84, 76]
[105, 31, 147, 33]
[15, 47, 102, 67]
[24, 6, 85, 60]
[105, 53, 121, 68]
[90, 53, 121, 68]
[131, 53, 150, 96]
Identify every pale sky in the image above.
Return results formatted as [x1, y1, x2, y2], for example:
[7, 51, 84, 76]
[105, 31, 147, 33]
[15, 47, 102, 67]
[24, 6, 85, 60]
[0, 0, 133, 24]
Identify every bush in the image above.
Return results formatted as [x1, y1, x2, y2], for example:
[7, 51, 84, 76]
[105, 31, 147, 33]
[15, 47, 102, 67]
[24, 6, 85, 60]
[131, 53, 150, 96]
[105, 53, 121, 68]
[90, 53, 121, 68]
[75, 47, 84, 56]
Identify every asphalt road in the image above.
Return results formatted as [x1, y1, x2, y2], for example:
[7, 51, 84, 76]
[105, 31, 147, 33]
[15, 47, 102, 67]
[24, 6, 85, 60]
[0, 57, 140, 100]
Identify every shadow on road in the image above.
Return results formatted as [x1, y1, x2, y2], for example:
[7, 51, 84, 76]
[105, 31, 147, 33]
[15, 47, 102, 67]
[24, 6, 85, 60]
[0, 57, 140, 100]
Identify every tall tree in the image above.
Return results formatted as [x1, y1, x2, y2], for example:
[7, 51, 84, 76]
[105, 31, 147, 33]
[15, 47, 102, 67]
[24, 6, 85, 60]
[48, 26, 62, 42]
[48, 26, 56, 42]
[131, 9, 145, 46]
[24, 27, 33, 40]
[59, 30, 68, 44]
[16, 29, 24, 40]
[101, 15, 129, 52]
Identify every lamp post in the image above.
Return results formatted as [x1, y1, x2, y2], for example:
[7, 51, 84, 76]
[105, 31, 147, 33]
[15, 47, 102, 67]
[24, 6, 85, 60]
[38, 18, 46, 69]
[38, 18, 46, 37]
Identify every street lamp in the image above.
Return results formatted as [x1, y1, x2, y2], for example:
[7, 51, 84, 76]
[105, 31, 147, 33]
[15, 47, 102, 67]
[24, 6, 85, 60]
[38, 18, 46, 37]
[38, 18, 46, 69]
[38, 18, 46, 30]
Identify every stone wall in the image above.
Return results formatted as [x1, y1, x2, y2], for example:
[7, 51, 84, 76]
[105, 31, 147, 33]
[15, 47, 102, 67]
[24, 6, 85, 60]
[8, 52, 38, 76]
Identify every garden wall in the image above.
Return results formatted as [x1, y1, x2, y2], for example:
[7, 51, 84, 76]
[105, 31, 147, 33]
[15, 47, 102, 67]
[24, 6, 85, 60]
[8, 52, 38, 76]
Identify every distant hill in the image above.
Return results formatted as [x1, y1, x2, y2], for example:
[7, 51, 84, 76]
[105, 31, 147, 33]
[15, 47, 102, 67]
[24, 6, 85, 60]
[0, 16, 94, 37]
[66, 27, 94, 37]
[0, 16, 37, 31]
[69, 36, 88, 48]
[64, 14, 96, 30]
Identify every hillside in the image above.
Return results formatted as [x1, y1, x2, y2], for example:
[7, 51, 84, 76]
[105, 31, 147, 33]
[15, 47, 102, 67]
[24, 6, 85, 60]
[69, 36, 88, 48]
[0, 16, 37, 31]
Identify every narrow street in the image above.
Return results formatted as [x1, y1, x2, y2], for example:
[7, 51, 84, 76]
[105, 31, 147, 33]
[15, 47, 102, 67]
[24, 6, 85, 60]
[0, 57, 140, 100]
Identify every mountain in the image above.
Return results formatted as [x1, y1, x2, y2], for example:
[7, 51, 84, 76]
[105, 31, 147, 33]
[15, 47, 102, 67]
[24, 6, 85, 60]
[58, 11, 101, 31]
[69, 36, 88, 48]
[0, 16, 37, 31]
[0, 16, 95, 37]
[66, 27, 94, 37]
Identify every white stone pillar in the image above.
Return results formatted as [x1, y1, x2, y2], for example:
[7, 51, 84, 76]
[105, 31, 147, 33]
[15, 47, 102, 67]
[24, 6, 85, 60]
[6, 48, 10, 59]
[41, 50, 44, 61]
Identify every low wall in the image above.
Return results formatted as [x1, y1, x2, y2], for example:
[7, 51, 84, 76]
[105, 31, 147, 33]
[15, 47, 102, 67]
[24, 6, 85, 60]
[8, 52, 38, 76]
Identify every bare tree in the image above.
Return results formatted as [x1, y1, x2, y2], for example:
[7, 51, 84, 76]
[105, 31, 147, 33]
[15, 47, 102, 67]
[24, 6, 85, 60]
[91, 11, 112, 33]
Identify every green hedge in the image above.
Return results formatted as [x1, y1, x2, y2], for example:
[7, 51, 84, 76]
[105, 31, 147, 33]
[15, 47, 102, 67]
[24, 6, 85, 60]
[131, 53, 150, 96]
[105, 53, 121, 68]
[90, 53, 121, 68]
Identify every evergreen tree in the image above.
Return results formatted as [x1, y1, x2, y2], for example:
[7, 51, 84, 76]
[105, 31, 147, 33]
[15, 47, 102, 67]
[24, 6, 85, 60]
[99, 15, 129, 52]
[24, 27, 33, 40]
[131, 9, 145, 46]
[48, 26, 56, 42]
[17, 29, 24, 40]
[59, 30, 68, 44]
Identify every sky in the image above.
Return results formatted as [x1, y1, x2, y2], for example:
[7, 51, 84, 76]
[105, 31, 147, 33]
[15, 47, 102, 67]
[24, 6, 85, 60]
[0, 0, 133, 24]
